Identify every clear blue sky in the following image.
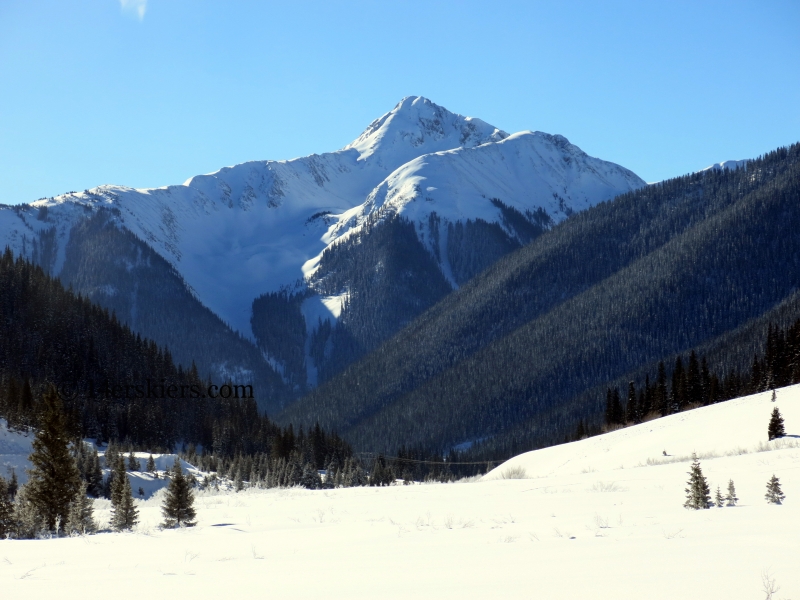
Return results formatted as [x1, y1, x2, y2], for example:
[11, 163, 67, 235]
[1, 0, 798, 203]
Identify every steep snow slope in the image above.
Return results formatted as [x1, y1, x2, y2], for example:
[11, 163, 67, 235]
[313, 131, 644, 281]
[2, 387, 798, 599]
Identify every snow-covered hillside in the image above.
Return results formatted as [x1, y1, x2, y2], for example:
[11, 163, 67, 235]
[700, 159, 749, 172]
[2, 386, 798, 599]
[0, 97, 644, 342]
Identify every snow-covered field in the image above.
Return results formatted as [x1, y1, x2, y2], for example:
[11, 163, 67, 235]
[2, 386, 799, 599]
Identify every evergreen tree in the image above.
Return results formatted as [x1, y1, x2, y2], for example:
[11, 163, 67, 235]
[8, 469, 18, 500]
[112, 475, 138, 530]
[12, 483, 45, 539]
[300, 463, 321, 489]
[0, 477, 13, 538]
[684, 454, 711, 510]
[86, 451, 103, 497]
[146, 454, 156, 474]
[611, 388, 623, 425]
[64, 481, 96, 535]
[725, 479, 738, 506]
[161, 458, 196, 528]
[767, 407, 785, 441]
[656, 361, 669, 416]
[765, 475, 785, 505]
[18, 378, 34, 428]
[128, 452, 140, 472]
[625, 381, 639, 424]
[110, 454, 126, 510]
[26, 386, 82, 531]
[323, 460, 338, 489]
[234, 467, 244, 492]
[687, 351, 702, 406]
[641, 375, 653, 417]
[714, 485, 724, 507]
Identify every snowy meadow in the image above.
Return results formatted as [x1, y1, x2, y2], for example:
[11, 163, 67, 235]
[2, 386, 799, 599]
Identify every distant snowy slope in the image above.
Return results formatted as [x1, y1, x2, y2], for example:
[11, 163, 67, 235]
[485, 386, 800, 480]
[699, 159, 748, 172]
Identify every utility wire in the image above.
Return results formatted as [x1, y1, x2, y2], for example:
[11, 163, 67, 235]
[355, 451, 500, 467]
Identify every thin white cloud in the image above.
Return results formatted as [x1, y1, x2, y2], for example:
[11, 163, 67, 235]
[119, 0, 147, 21]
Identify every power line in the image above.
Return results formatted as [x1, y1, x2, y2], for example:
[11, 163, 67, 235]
[355, 451, 501, 467]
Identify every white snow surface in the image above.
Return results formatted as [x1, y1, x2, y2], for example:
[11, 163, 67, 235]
[2, 386, 799, 599]
[700, 159, 749, 172]
[0, 97, 645, 341]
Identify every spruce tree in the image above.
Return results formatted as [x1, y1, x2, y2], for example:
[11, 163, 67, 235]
[0, 477, 14, 538]
[300, 463, 321, 489]
[110, 454, 126, 510]
[128, 452, 140, 472]
[146, 454, 156, 474]
[725, 479, 738, 506]
[12, 483, 45, 539]
[8, 469, 18, 500]
[26, 386, 82, 531]
[112, 475, 139, 530]
[65, 481, 96, 535]
[684, 454, 711, 510]
[767, 407, 785, 440]
[765, 475, 785, 505]
[161, 458, 196, 528]
[86, 451, 103, 497]
[714, 485, 724, 507]
[657, 361, 669, 416]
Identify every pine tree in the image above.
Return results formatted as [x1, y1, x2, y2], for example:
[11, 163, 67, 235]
[110, 455, 126, 510]
[768, 407, 785, 440]
[65, 481, 96, 535]
[26, 386, 82, 531]
[161, 458, 196, 528]
[86, 451, 103, 497]
[128, 452, 140, 472]
[765, 475, 785, 505]
[725, 479, 738, 506]
[112, 475, 139, 530]
[300, 463, 321, 489]
[8, 469, 18, 500]
[146, 454, 156, 474]
[656, 361, 669, 416]
[0, 477, 14, 538]
[684, 454, 711, 510]
[714, 485, 724, 507]
[12, 483, 46, 539]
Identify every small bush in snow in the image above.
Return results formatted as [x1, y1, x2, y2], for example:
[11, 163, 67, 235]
[500, 466, 527, 479]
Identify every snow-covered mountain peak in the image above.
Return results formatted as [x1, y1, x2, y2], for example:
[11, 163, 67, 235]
[343, 96, 507, 167]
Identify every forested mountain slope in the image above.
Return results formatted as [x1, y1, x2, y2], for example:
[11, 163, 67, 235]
[279, 143, 800, 454]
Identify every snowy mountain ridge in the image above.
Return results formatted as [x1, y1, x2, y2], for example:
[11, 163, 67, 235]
[0, 96, 645, 388]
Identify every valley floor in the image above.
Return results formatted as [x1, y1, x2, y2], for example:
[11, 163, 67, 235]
[2, 388, 800, 599]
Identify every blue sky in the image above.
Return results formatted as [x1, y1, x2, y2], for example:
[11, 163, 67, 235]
[1, 0, 798, 203]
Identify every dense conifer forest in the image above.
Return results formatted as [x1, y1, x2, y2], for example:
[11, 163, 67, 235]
[0, 249, 347, 469]
[279, 143, 800, 457]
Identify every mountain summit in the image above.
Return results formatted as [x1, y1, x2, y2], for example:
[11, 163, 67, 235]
[0, 98, 645, 405]
[344, 96, 507, 165]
